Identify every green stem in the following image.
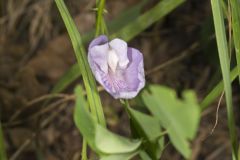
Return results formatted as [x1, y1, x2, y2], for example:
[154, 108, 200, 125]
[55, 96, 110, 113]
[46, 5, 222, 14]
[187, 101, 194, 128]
[95, 0, 107, 36]
[81, 139, 87, 160]
[0, 122, 7, 160]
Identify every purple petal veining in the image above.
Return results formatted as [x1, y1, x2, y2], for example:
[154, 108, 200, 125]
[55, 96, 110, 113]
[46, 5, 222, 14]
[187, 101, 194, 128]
[88, 35, 145, 99]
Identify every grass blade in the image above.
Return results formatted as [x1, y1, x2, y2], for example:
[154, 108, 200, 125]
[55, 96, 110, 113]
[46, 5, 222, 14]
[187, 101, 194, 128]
[230, 0, 240, 83]
[200, 66, 238, 110]
[55, 0, 106, 126]
[0, 122, 7, 160]
[111, 0, 186, 41]
[211, 0, 238, 159]
[51, 64, 80, 93]
[107, 0, 147, 33]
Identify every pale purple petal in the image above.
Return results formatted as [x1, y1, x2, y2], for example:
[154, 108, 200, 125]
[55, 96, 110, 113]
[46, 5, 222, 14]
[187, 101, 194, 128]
[95, 48, 145, 99]
[109, 38, 129, 69]
[88, 35, 110, 73]
[89, 44, 109, 73]
[89, 35, 108, 49]
[110, 48, 145, 99]
[88, 35, 145, 99]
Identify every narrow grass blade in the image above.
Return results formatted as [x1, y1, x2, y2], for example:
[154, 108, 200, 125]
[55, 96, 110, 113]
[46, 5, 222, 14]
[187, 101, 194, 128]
[111, 0, 186, 41]
[230, 0, 240, 83]
[200, 66, 238, 110]
[0, 122, 7, 160]
[51, 64, 80, 93]
[108, 0, 147, 33]
[238, 144, 240, 159]
[239, 146, 240, 159]
[55, 0, 106, 126]
[211, 0, 238, 159]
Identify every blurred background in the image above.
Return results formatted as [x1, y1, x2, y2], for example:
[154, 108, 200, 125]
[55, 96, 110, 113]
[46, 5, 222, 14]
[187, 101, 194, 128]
[0, 0, 239, 159]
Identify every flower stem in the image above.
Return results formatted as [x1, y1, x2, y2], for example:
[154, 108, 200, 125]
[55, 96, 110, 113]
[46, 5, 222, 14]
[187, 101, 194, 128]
[81, 139, 87, 160]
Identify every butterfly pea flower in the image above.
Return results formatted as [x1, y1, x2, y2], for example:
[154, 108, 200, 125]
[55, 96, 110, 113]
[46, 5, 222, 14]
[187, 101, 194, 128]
[88, 35, 145, 99]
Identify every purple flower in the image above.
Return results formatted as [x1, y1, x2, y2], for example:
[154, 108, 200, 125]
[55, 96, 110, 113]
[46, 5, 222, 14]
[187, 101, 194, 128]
[88, 35, 145, 99]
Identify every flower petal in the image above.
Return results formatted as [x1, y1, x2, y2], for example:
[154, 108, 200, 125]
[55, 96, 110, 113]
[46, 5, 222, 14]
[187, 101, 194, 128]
[116, 47, 145, 99]
[89, 44, 109, 73]
[88, 35, 145, 99]
[88, 35, 108, 49]
[88, 35, 109, 73]
[99, 48, 145, 99]
[109, 38, 129, 69]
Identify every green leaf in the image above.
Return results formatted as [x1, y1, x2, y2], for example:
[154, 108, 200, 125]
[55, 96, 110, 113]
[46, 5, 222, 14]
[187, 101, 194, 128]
[139, 151, 152, 160]
[100, 151, 139, 160]
[142, 85, 200, 158]
[55, 0, 105, 126]
[125, 107, 164, 159]
[74, 85, 141, 156]
[200, 66, 238, 110]
[95, 125, 141, 154]
[129, 122, 163, 160]
[211, 0, 238, 159]
[128, 107, 161, 142]
[0, 122, 7, 160]
[230, 0, 240, 83]
[74, 86, 98, 152]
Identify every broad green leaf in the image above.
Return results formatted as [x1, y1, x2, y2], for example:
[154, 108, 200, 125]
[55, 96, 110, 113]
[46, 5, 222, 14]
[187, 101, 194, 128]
[0, 122, 7, 160]
[95, 125, 141, 154]
[142, 85, 200, 158]
[55, 0, 106, 126]
[129, 119, 163, 160]
[139, 151, 152, 160]
[100, 151, 139, 160]
[200, 66, 238, 110]
[74, 86, 141, 156]
[211, 0, 238, 158]
[230, 0, 240, 83]
[167, 127, 190, 157]
[128, 107, 161, 142]
[74, 86, 98, 152]
[127, 107, 164, 159]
